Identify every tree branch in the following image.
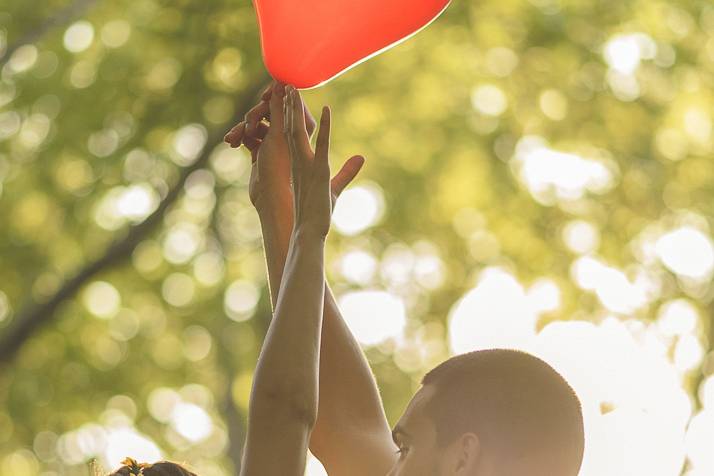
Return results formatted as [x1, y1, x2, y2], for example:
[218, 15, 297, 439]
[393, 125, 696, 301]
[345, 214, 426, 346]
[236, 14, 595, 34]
[1, 0, 100, 68]
[0, 76, 268, 364]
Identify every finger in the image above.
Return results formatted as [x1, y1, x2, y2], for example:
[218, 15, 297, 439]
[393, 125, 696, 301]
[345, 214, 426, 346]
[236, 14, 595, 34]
[252, 154, 258, 175]
[253, 121, 269, 140]
[243, 123, 268, 150]
[290, 90, 303, 168]
[244, 120, 269, 146]
[245, 100, 270, 135]
[224, 121, 243, 141]
[250, 143, 261, 164]
[228, 120, 268, 149]
[225, 122, 246, 147]
[289, 87, 312, 159]
[314, 106, 331, 175]
[285, 86, 296, 161]
[283, 84, 289, 135]
[261, 82, 274, 101]
[243, 131, 263, 152]
[331, 155, 365, 197]
[268, 82, 285, 133]
[285, 87, 301, 195]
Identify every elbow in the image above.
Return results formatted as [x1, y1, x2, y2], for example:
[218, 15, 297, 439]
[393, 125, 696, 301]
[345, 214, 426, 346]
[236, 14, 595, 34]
[252, 386, 319, 427]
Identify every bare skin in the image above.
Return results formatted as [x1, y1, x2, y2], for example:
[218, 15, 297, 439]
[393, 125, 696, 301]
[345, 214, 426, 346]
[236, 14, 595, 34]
[387, 384, 486, 476]
[226, 82, 397, 476]
[240, 85, 352, 476]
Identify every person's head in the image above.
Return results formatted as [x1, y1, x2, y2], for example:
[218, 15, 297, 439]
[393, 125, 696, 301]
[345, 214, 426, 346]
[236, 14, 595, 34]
[387, 349, 584, 476]
[107, 458, 197, 476]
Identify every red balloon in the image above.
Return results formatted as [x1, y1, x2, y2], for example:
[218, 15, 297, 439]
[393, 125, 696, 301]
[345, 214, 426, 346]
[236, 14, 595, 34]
[253, 0, 451, 89]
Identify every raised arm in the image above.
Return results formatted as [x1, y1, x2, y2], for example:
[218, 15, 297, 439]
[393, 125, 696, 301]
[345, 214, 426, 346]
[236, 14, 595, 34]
[240, 86, 332, 476]
[226, 82, 396, 476]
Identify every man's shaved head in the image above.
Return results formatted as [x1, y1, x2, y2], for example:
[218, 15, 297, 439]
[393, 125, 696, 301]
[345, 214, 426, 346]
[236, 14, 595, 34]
[423, 349, 583, 474]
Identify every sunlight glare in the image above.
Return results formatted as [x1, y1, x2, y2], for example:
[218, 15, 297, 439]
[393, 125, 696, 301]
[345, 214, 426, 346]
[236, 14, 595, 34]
[571, 256, 647, 314]
[526, 278, 561, 314]
[305, 452, 328, 476]
[673, 334, 705, 372]
[701, 376, 714, 410]
[512, 136, 615, 205]
[531, 319, 690, 476]
[603, 33, 656, 75]
[337, 290, 406, 346]
[685, 410, 714, 473]
[448, 267, 536, 354]
[655, 226, 714, 280]
[657, 299, 699, 337]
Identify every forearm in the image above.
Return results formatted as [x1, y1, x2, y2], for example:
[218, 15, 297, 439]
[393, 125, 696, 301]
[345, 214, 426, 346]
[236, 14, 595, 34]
[249, 228, 325, 422]
[259, 195, 294, 308]
[309, 284, 393, 451]
[258, 208, 392, 448]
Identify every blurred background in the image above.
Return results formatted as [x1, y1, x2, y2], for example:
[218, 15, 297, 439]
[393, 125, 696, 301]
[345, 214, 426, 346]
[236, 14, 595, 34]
[1, 0, 713, 475]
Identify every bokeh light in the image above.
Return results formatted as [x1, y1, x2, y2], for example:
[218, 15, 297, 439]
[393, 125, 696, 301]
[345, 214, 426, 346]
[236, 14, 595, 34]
[224, 279, 260, 321]
[82, 281, 121, 319]
[170, 402, 213, 443]
[512, 136, 616, 205]
[448, 267, 536, 354]
[63, 21, 94, 53]
[332, 182, 385, 236]
[656, 226, 714, 280]
[338, 290, 406, 346]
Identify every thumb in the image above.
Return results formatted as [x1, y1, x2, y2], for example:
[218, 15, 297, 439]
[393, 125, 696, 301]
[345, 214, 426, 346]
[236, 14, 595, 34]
[268, 82, 285, 132]
[331, 155, 365, 198]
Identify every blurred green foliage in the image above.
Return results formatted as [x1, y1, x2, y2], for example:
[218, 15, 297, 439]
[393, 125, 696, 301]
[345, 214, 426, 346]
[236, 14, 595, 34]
[1, 0, 713, 475]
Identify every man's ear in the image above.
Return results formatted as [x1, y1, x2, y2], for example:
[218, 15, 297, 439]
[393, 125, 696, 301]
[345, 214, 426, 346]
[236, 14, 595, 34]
[452, 433, 481, 475]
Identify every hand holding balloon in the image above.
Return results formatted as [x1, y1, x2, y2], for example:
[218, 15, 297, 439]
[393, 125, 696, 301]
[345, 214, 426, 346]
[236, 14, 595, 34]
[282, 86, 334, 236]
[224, 82, 365, 221]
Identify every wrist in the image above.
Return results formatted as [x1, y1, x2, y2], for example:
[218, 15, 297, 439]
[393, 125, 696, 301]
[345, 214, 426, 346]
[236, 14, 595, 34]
[292, 225, 328, 244]
[256, 195, 294, 224]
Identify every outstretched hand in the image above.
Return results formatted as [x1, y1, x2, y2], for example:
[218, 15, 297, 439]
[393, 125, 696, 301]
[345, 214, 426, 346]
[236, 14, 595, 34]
[223, 81, 366, 219]
[284, 85, 364, 237]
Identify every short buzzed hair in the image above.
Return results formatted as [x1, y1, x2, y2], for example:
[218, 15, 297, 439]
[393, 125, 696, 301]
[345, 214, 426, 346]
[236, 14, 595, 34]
[421, 349, 584, 475]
